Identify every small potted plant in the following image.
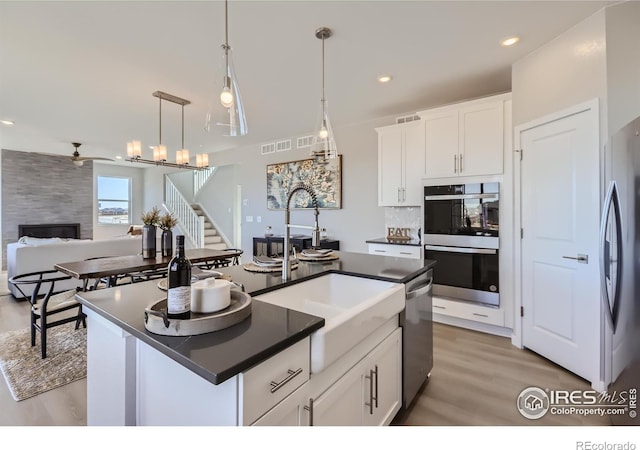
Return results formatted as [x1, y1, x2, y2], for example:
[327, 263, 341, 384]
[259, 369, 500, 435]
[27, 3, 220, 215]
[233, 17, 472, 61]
[141, 206, 161, 258]
[158, 212, 178, 257]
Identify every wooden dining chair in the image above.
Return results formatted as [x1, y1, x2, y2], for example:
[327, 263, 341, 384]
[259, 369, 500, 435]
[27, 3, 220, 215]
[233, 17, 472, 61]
[8, 270, 87, 359]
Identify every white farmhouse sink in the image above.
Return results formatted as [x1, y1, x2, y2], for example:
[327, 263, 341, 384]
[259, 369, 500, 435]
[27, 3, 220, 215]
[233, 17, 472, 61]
[254, 273, 405, 373]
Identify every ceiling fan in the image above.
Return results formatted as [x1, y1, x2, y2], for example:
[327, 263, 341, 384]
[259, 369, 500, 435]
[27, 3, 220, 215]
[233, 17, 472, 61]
[37, 142, 114, 167]
[68, 142, 114, 166]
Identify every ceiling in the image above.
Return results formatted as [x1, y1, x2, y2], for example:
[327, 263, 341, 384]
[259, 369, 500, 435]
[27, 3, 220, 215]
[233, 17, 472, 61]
[0, 0, 613, 164]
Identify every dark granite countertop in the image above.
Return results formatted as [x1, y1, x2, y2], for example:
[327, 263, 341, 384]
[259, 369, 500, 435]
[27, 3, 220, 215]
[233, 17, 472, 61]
[76, 251, 436, 385]
[366, 237, 422, 247]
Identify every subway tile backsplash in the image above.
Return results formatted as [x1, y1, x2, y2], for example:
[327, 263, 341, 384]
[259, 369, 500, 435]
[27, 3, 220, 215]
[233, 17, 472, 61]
[384, 207, 421, 240]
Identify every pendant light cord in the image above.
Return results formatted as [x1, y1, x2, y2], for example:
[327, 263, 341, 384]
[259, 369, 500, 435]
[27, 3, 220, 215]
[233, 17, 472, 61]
[181, 104, 185, 149]
[321, 35, 326, 102]
[158, 95, 162, 145]
[223, 0, 230, 68]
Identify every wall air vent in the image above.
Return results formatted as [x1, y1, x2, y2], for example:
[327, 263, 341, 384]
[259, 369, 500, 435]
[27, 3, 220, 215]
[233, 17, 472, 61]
[276, 139, 292, 152]
[396, 114, 420, 124]
[261, 143, 276, 155]
[296, 135, 314, 148]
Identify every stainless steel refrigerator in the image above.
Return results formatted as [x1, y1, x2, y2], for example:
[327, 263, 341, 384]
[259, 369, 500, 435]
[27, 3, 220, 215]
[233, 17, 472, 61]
[601, 116, 640, 425]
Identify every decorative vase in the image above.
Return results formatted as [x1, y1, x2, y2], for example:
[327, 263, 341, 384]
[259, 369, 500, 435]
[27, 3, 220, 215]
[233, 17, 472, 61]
[161, 229, 173, 258]
[142, 224, 157, 259]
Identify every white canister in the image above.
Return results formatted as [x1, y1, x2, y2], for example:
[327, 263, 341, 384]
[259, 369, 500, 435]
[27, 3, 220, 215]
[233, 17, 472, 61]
[190, 278, 233, 314]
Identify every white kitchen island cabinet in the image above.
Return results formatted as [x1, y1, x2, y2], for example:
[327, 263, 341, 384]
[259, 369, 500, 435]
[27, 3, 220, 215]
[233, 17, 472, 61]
[419, 93, 510, 179]
[87, 303, 400, 426]
[376, 119, 426, 206]
[76, 252, 435, 426]
[254, 326, 402, 426]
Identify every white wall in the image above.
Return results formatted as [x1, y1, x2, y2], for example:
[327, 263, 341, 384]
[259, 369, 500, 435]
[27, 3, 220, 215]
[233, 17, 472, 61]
[204, 113, 411, 257]
[605, 1, 640, 135]
[93, 163, 146, 240]
[512, 8, 608, 141]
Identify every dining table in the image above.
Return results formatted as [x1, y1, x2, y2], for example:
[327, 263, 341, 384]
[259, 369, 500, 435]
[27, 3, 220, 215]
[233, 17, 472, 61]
[54, 248, 243, 290]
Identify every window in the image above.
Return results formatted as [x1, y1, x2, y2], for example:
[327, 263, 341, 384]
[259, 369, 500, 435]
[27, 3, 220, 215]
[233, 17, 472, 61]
[97, 176, 131, 224]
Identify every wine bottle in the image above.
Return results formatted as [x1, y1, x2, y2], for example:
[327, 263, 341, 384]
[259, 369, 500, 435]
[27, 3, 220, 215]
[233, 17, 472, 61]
[167, 235, 191, 319]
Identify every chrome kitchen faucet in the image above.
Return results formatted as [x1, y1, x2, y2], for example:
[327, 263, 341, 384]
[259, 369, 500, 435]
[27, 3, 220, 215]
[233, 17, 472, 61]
[282, 184, 320, 281]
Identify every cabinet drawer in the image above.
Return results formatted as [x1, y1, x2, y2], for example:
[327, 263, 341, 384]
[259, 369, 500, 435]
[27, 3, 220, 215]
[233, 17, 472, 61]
[432, 297, 504, 326]
[239, 337, 310, 425]
[368, 243, 421, 259]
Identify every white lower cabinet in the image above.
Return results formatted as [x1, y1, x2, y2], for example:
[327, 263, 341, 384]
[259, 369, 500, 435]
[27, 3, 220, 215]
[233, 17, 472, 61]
[368, 243, 422, 260]
[256, 327, 402, 426]
[239, 337, 310, 425]
[432, 296, 504, 327]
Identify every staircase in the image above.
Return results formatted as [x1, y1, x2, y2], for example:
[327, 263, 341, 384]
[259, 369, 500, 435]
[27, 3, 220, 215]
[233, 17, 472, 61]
[164, 175, 231, 250]
[191, 203, 227, 250]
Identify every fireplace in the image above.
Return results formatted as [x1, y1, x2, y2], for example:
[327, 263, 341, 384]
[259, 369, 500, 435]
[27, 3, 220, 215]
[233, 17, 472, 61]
[18, 223, 81, 239]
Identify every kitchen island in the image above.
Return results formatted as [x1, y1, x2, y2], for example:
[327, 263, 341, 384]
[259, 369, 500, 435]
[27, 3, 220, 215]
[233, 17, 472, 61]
[76, 251, 435, 426]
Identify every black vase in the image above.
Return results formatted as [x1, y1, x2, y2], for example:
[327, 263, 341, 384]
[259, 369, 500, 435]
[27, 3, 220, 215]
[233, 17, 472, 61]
[161, 230, 173, 258]
[142, 224, 157, 259]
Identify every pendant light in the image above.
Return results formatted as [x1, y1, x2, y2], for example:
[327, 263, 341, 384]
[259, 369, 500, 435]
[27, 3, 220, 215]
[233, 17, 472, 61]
[310, 27, 337, 160]
[126, 91, 209, 170]
[204, 0, 248, 137]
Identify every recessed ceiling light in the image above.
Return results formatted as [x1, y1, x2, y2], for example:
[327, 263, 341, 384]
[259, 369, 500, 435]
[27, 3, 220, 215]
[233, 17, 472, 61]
[377, 75, 392, 83]
[501, 36, 520, 47]
[115, 155, 123, 160]
[1, 119, 15, 126]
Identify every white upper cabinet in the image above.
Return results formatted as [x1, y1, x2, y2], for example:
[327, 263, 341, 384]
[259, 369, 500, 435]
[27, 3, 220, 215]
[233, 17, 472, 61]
[376, 120, 425, 206]
[419, 93, 509, 179]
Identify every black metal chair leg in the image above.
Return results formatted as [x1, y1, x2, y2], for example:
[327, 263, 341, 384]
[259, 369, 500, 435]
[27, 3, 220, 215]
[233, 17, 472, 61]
[30, 311, 36, 347]
[40, 319, 47, 359]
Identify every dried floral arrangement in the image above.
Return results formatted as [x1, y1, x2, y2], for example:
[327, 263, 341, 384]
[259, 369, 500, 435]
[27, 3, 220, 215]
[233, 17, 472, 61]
[158, 212, 178, 231]
[141, 206, 161, 226]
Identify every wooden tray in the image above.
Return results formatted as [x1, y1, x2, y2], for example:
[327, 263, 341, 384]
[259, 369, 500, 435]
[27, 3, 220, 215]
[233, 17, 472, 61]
[297, 254, 339, 262]
[243, 262, 298, 273]
[144, 289, 251, 336]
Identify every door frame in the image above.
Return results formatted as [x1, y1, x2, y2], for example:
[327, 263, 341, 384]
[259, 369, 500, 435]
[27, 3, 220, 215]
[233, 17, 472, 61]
[512, 99, 601, 359]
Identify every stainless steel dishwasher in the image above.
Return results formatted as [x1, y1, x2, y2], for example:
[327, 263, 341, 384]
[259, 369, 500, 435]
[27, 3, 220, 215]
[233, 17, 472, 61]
[400, 268, 433, 409]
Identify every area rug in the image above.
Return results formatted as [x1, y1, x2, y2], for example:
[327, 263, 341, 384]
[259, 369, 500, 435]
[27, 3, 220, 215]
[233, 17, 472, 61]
[0, 323, 86, 401]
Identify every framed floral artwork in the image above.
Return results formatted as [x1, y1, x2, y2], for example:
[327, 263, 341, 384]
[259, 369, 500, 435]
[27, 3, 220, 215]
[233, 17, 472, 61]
[266, 156, 342, 209]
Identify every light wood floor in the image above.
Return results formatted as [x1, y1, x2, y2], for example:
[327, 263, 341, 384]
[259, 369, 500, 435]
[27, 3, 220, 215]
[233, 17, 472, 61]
[393, 322, 609, 426]
[0, 276, 608, 426]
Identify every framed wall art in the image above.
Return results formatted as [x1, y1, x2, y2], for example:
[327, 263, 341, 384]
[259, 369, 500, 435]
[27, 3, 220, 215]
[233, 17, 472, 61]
[266, 156, 342, 210]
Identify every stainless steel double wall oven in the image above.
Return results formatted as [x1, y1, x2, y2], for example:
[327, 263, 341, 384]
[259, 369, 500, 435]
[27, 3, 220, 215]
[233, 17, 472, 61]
[423, 183, 500, 307]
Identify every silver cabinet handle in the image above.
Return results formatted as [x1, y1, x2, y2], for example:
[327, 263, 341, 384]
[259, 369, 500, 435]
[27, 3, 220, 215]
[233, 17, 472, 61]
[454, 155, 457, 173]
[373, 365, 378, 409]
[562, 254, 588, 264]
[397, 187, 401, 203]
[365, 368, 375, 415]
[374, 249, 387, 253]
[472, 312, 489, 318]
[459, 154, 463, 173]
[433, 305, 446, 310]
[303, 398, 314, 426]
[269, 368, 303, 393]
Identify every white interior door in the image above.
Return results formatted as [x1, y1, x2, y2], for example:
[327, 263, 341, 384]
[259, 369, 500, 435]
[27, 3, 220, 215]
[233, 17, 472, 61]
[520, 106, 600, 384]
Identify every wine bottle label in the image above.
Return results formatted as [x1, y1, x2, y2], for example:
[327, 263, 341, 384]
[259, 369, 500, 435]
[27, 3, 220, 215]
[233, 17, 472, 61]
[168, 286, 190, 314]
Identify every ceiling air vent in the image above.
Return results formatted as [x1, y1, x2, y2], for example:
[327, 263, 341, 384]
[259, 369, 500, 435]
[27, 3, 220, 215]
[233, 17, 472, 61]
[296, 135, 314, 149]
[261, 143, 276, 155]
[396, 114, 420, 124]
[276, 139, 292, 152]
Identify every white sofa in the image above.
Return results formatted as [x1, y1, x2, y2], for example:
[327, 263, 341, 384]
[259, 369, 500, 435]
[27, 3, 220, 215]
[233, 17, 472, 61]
[6, 236, 143, 297]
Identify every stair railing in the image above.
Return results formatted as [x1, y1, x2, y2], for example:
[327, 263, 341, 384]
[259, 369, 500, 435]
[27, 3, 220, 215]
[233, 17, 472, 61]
[194, 166, 216, 198]
[165, 176, 205, 248]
